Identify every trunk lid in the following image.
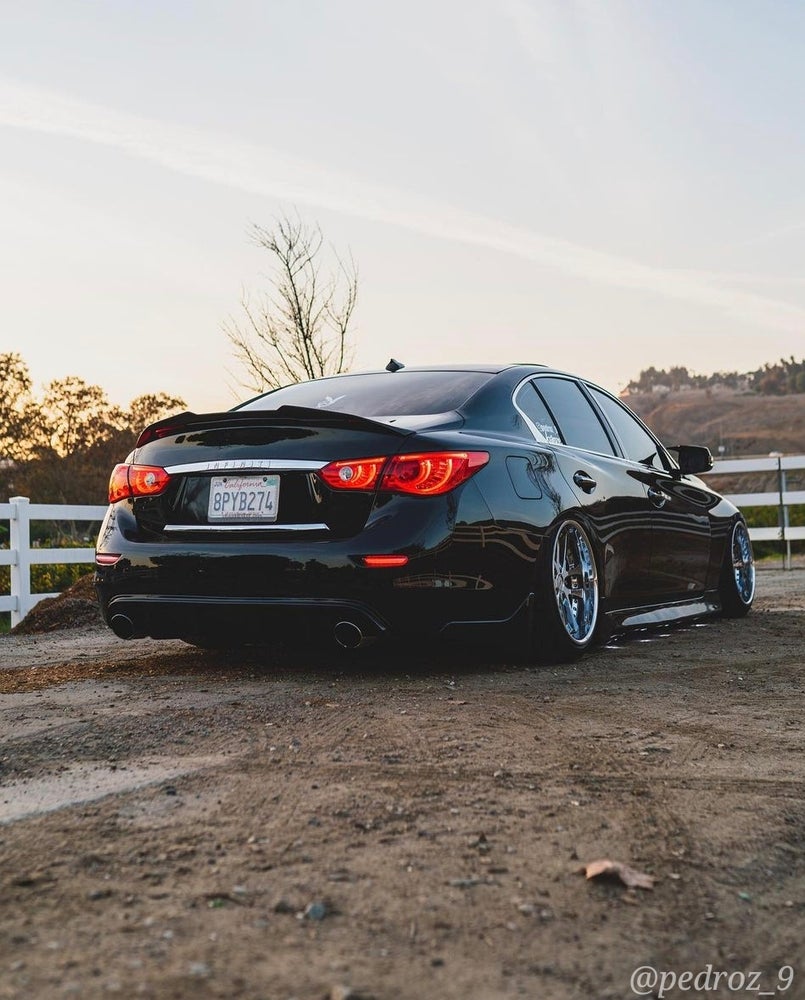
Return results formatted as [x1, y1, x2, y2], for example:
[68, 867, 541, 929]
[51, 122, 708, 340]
[129, 407, 414, 539]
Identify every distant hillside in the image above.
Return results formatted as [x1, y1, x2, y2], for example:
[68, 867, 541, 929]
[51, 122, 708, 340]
[625, 357, 805, 396]
[623, 388, 805, 457]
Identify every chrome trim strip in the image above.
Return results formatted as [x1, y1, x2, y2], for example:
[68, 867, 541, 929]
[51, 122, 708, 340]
[164, 523, 329, 533]
[511, 376, 657, 468]
[620, 599, 717, 628]
[512, 376, 552, 444]
[164, 459, 327, 474]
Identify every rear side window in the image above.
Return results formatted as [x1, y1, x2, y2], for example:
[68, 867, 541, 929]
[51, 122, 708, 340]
[514, 382, 562, 444]
[237, 371, 494, 417]
[535, 377, 615, 455]
[588, 386, 664, 467]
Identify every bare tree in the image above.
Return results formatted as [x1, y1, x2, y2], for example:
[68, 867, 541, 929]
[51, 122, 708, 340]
[225, 213, 358, 391]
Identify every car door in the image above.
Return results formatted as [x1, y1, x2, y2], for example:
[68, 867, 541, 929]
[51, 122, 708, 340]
[586, 385, 712, 599]
[517, 376, 654, 606]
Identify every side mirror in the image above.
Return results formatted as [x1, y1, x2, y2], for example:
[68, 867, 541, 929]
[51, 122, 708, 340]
[669, 445, 713, 475]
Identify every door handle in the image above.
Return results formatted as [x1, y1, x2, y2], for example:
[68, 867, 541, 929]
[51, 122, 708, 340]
[573, 471, 597, 494]
[647, 486, 667, 508]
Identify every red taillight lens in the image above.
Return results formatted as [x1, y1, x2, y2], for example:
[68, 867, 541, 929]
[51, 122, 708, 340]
[319, 457, 387, 490]
[108, 464, 132, 503]
[108, 464, 171, 502]
[381, 451, 489, 496]
[319, 452, 489, 496]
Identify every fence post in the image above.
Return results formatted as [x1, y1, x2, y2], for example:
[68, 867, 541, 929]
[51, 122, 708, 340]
[781, 466, 791, 571]
[768, 453, 787, 570]
[9, 496, 31, 628]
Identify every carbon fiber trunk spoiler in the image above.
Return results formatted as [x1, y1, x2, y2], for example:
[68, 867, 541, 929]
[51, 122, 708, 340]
[136, 405, 413, 448]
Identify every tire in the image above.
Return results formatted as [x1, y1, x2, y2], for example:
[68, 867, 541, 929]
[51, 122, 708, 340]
[719, 518, 755, 617]
[529, 518, 600, 663]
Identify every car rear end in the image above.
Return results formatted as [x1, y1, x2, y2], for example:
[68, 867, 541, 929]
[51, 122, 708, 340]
[95, 371, 529, 646]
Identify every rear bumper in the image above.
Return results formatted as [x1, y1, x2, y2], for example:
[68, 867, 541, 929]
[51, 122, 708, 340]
[94, 486, 544, 643]
[102, 593, 391, 641]
[94, 534, 537, 643]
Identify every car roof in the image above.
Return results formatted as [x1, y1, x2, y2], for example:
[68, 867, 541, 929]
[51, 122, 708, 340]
[368, 363, 616, 392]
[343, 363, 550, 376]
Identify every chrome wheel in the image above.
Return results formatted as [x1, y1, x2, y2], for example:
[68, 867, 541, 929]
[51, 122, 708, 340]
[551, 521, 599, 645]
[730, 520, 755, 605]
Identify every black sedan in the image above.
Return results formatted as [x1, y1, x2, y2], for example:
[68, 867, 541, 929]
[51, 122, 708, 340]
[94, 363, 755, 661]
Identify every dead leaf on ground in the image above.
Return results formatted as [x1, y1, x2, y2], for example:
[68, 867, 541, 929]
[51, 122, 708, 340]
[581, 858, 655, 890]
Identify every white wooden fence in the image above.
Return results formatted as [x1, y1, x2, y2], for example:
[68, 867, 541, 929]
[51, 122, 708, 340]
[707, 453, 805, 570]
[1, 454, 803, 626]
[0, 497, 106, 627]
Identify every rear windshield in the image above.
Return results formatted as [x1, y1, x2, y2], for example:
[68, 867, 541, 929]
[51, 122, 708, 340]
[236, 371, 494, 418]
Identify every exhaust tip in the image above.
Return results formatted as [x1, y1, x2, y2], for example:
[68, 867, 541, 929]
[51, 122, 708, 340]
[109, 613, 137, 640]
[334, 620, 365, 649]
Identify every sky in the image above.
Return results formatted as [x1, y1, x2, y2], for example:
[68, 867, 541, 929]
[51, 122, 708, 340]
[1, 0, 804, 413]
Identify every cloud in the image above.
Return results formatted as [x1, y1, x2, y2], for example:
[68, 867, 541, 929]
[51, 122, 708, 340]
[736, 219, 805, 249]
[1, 78, 804, 333]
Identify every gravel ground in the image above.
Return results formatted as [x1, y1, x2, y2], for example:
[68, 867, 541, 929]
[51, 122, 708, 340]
[0, 571, 803, 999]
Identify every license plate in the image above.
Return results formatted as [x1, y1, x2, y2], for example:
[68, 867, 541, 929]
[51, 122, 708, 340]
[207, 475, 280, 522]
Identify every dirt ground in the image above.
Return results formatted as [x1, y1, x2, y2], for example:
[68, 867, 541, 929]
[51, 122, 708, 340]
[0, 572, 803, 1000]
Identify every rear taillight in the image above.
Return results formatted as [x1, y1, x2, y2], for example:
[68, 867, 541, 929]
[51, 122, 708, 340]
[381, 451, 489, 496]
[318, 457, 387, 491]
[108, 463, 172, 502]
[318, 451, 489, 497]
